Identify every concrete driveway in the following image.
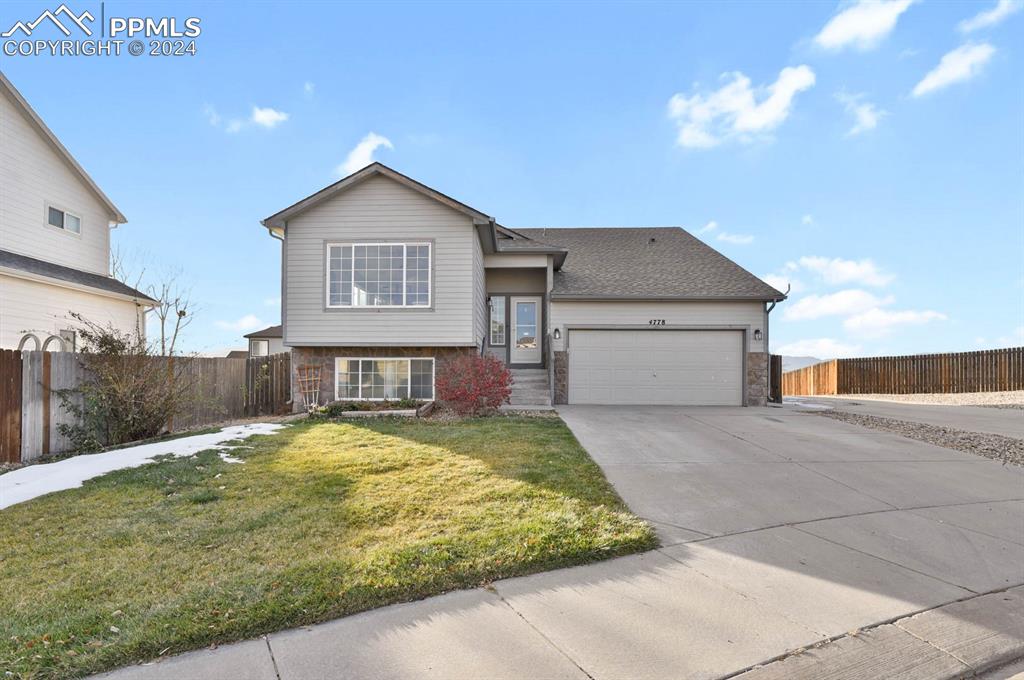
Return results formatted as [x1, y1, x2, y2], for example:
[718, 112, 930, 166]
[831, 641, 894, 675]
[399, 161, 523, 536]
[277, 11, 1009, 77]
[97, 405, 1024, 680]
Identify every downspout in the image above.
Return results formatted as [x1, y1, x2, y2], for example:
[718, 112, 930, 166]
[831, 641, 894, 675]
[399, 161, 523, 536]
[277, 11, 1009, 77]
[764, 284, 789, 403]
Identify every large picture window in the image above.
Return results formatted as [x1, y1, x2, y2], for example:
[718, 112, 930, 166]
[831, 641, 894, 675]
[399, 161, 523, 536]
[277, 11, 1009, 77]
[335, 357, 435, 400]
[327, 242, 431, 308]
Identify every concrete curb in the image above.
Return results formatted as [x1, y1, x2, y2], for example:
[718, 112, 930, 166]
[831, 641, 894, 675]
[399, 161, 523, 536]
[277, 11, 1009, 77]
[731, 586, 1024, 679]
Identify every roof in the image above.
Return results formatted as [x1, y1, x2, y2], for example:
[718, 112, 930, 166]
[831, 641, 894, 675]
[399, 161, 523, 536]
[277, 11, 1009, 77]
[262, 163, 494, 230]
[0, 72, 126, 224]
[225, 350, 249, 359]
[0, 249, 156, 303]
[244, 324, 282, 339]
[515, 227, 785, 301]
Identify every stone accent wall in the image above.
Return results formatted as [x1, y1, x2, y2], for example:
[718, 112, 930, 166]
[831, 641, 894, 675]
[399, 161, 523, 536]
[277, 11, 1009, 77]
[553, 350, 568, 404]
[289, 346, 475, 411]
[746, 351, 768, 407]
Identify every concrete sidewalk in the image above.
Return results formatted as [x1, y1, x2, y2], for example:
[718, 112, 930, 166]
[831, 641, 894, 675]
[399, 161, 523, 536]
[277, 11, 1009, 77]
[95, 406, 1024, 680]
[796, 396, 1024, 439]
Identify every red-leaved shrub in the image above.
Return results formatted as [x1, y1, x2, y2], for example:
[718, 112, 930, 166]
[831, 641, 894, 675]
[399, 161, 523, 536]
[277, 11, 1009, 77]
[435, 354, 513, 416]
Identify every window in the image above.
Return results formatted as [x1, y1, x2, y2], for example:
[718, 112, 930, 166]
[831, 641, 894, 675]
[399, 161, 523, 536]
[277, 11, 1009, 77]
[59, 329, 76, 352]
[250, 339, 269, 357]
[47, 206, 81, 234]
[327, 242, 431, 308]
[335, 357, 434, 400]
[490, 296, 506, 345]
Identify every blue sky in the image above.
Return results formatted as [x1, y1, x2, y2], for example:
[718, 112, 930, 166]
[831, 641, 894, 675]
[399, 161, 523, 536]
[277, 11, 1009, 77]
[2, 0, 1022, 357]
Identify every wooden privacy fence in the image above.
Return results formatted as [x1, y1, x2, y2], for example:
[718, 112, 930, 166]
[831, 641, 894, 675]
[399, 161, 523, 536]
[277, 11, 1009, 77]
[782, 347, 1024, 396]
[768, 354, 783, 404]
[244, 352, 291, 417]
[3, 351, 292, 463]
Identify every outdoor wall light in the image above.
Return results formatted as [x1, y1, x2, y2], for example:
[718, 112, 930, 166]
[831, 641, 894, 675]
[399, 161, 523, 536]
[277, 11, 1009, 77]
[553, 328, 561, 340]
[753, 329, 763, 342]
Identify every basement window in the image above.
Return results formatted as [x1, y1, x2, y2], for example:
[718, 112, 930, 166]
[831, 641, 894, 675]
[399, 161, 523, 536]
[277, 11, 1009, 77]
[335, 357, 434, 400]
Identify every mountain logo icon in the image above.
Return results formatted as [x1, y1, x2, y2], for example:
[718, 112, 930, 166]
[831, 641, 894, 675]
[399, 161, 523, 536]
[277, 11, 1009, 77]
[2, 4, 95, 38]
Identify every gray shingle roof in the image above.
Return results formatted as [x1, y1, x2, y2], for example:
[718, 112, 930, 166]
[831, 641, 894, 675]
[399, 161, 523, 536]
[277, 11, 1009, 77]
[0, 249, 156, 302]
[514, 227, 784, 300]
[244, 324, 282, 338]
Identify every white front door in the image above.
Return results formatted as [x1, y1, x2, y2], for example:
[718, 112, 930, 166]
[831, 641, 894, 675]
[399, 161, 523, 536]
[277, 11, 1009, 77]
[510, 297, 542, 364]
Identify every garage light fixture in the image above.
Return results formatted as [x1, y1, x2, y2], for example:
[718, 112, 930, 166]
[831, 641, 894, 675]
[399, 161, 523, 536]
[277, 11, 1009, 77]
[753, 329, 762, 342]
[553, 328, 561, 340]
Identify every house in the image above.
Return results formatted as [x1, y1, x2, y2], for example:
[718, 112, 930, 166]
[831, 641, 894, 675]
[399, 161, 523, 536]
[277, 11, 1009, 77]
[0, 73, 154, 350]
[260, 163, 785, 408]
[243, 324, 286, 357]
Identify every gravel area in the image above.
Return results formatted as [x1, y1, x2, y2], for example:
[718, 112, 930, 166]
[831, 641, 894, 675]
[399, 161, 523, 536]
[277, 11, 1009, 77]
[818, 410, 1024, 467]
[830, 391, 1024, 409]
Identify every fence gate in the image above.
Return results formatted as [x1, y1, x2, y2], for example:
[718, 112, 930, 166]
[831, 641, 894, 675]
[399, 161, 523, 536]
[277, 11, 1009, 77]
[0, 349, 23, 463]
[768, 354, 783, 404]
[245, 352, 291, 416]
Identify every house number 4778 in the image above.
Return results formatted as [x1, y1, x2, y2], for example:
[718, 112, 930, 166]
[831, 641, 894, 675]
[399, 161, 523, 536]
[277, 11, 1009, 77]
[648, 319, 666, 325]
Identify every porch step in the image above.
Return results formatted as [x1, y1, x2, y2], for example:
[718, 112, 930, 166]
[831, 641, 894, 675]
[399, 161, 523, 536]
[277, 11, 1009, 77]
[509, 368, 551, 407]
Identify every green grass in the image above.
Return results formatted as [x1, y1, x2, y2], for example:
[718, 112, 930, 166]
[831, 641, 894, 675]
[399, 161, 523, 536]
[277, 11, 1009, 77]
[0, 417, 655, 679]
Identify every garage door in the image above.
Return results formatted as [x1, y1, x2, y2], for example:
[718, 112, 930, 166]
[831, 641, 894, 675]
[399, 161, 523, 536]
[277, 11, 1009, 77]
[568, 330, 743, 405]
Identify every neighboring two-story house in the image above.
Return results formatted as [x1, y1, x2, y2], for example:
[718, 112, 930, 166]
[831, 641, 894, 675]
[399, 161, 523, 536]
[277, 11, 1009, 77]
[0, 73, 154, 349]
[261, 163, 784, 409]
[243, 324, 286, 357]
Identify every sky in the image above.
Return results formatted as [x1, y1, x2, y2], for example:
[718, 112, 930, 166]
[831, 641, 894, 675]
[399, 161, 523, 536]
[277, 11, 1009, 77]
[2, 0, 1022, 358]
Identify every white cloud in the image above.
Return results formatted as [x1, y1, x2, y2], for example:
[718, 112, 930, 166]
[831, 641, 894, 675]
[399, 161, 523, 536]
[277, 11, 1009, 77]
[264, 296, 281, 307]
[802, 214, 814, 225]
[814, 0, 914, 51]
[797, 256, 895, 287]
[303, 81, 315, 95]
[775, 338, 862, 358]
[717, 231, 754, 245]
[784, 289, 894, 320]
[215, 314, 266, 332]
[912, 43, 995, 97]
[699, 220, 718, 234]
[203, 104, 220, 126]
[993, 325, 1024, 347]
[668, 65, 815, 148]
[251, 106, 289, 129]
[762, 274, 798, 293]
[337, 132, 394, 176]
[226, 119, 244, 134]
[842, 308, 946, 337]
[959, 0, 1022, 32]
[835, 91, 887, 135]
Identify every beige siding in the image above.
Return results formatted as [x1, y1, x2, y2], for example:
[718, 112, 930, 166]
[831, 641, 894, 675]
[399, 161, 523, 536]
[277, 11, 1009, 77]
[0, 90, 113, 275]
[550, 300, 767, 353]
[485, 268, 546, 294]
[472, 229, 486, 345]
[0, 273, 143, 348]
[284, 175, 479, 346]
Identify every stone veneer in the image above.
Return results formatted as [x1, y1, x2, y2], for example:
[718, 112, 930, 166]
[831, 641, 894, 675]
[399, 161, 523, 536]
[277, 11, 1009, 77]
[553, 350, 568, 404]
[745, 351, 768, 407]
[551, 348, 768, 406]
[289, 346, 475, 412]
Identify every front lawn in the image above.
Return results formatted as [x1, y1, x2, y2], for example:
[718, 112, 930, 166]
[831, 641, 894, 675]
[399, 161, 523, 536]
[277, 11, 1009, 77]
[0, 417, 655, 679]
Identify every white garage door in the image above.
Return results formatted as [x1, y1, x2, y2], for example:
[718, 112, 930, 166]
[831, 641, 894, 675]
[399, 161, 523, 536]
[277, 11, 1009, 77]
[568, 330, 743, 406]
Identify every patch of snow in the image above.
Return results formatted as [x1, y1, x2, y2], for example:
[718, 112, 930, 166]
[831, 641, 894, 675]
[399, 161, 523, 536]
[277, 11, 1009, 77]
[784, 397, 834, 412]
[0, 423, 284, 510]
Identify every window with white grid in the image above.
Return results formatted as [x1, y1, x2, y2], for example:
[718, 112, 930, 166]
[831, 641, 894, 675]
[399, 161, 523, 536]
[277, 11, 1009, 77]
[327, 242, 431, 308]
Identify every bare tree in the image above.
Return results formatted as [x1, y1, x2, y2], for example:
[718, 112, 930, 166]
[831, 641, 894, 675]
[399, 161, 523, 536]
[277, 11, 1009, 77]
[111, 247, 196, 356]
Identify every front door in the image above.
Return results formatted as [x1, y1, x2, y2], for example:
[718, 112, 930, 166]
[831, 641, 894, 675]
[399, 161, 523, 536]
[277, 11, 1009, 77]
[510, 296, 542, 364]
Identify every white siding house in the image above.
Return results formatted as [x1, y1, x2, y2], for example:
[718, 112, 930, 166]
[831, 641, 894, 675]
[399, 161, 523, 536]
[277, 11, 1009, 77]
[0, 73, 154, 349]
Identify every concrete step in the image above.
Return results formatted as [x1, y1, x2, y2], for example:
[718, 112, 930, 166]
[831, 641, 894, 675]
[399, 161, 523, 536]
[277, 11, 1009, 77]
[509, 395, 552, 406]
[511, 378, 549, 388]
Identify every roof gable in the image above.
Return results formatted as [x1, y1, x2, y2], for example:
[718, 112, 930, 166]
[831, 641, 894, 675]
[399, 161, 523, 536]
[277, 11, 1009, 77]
[262, 163, 494, 230]
[0, 73, 126, 224]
